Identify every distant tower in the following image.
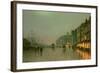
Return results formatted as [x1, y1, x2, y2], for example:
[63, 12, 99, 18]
[65, 32, 72, 48]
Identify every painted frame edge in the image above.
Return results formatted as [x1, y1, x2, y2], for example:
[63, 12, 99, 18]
[11, 1, 98, 72]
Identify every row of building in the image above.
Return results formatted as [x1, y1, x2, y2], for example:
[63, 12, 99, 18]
[71, 17, 91, 59]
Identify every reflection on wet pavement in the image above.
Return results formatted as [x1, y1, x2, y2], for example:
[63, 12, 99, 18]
[23, 48, 83, 62]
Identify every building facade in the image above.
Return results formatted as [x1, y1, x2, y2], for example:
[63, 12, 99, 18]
[72, 17, 91, 59]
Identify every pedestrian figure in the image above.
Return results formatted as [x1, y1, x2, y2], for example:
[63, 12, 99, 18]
[40, 47, 43, 56]
[62, 45, 66, 54]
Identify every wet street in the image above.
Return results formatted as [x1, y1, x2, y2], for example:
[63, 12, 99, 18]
[23, 48, 82, 62]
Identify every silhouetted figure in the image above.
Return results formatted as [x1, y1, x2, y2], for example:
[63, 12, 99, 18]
[40, 47, 43, 56]
[62, 45, 66, 54]
[51, 43, 55, 51]
[63, 45, 66, 48]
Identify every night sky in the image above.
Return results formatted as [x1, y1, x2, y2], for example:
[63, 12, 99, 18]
[23, 10, 90, 45]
